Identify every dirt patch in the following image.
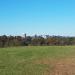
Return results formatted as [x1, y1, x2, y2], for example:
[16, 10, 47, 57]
[33, 57, 75, 75]
[51, 58, 75, 75]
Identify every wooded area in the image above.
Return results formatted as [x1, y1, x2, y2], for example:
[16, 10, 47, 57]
[0, 34, 75, 47]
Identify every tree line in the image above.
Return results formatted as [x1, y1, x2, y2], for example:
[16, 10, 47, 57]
[0, 34, 75, 47]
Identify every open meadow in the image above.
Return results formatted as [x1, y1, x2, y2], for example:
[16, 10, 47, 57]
[0, 46, 75, 75]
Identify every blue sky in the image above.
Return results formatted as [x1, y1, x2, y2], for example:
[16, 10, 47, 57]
[0, 0, 75, 36]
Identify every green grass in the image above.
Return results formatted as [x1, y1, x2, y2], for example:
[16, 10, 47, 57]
[0, 46, 75, 75]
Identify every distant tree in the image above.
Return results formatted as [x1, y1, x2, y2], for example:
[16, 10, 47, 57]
[1, 35, 7, 47]
[0, 34, 75, 47]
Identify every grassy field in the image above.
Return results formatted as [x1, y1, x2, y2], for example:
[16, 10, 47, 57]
[0, 46, 75, 75]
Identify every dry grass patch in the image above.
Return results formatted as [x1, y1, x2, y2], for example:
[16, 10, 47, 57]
[33, 57, 75, 75]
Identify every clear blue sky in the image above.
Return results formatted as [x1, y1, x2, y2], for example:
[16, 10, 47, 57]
[0, 0, 75, 36]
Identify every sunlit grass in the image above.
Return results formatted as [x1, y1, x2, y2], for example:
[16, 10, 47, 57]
[0, 46, 75, 75]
